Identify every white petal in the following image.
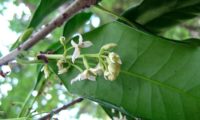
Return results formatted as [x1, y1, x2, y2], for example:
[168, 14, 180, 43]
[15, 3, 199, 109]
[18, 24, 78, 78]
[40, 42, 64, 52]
[77, 34, 83, 44]
[81, 41, 93, 48]
[71, 40, 78, 47]
[80, 70, 96, 81]
[117, 58, 122, 64]
[70, 78, 77, 84]
[42, 65, 50, 79]
[109, 52, 116, 63]
[104, 71, 110, 80]
[70, 74, 81, 84]
[41, 66, 44, 72]
[109, 52, 122, 64]
[71, 70, 97, 84]
[58, 68, 68, 75]
[72, 47, 80, 63]
[79, 71, 88, 80]
[88, 75, 96, 81]
[90, 64, 103, 75]
[44, 73, 48, 79]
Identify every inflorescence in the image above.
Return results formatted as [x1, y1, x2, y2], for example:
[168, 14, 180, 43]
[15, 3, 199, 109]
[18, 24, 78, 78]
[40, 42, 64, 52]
[38, 34, 122, 84]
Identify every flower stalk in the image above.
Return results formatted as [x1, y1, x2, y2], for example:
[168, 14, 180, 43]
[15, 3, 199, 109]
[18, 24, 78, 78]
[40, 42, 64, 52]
[37, 34, 122, 84]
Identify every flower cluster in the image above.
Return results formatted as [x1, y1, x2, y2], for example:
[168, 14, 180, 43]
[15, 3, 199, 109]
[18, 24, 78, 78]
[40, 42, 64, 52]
[68, 34, 122, 84]
[104, 52, 122, 81]
[39, 34, 122, 84]
[71, 34, 93, 63]
[70, 63, 103, 84]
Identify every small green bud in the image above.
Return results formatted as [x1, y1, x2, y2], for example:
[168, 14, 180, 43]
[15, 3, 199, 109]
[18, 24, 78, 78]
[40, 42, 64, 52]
[100, 43, 117, 55]
[60, 36, 66, 46]
[19, 28, 33, 43]
[10, 28, 33, 50]
[101, 43, 117, 51]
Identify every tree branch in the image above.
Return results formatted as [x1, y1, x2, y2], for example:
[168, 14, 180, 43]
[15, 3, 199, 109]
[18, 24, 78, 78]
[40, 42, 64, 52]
[0, 0, 97, 66]
[38, 98, 84, 120]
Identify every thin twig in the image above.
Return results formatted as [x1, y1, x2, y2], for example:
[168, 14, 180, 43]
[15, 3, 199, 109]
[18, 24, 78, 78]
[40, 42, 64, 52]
[0, 0, 97, 66]
[38, 98, 84, 120]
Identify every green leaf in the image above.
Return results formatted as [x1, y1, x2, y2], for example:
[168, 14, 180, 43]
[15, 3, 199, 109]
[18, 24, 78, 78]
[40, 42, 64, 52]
[10, 28, 34, 51]
[122, 0, 200, 32]
[175, 38, 200, 46]
[63, 12, 92, 39]
[28, 0, 67, 28]
[50, 21, 200, 120]
[159, 37, 200, 47]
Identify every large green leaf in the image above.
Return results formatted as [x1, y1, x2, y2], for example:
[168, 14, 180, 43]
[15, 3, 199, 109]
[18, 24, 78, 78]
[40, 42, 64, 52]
[50, 21, 200, 120]
[28, 0, 67, 28]
[122, 0, 200, 32]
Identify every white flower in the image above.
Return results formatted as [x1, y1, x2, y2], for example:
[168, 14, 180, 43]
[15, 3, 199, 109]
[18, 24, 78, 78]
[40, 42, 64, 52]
[109, 52, 122, 64]
[113, 112, 127, 120]
[71, 69, 96, 84]
[57, 59, 68, 74]
[104, 70, 115, 80]
[71, 34, 93, 63]
[89, 64, 103, 76]
[41, 65, 50, 79]
[58, 68, 68, 75]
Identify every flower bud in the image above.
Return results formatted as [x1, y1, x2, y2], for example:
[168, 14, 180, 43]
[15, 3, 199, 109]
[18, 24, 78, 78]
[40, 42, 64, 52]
[57, 59, 68, 74]
[41, 65, 50, 79]
[104, 52, 121, 81]
[108, 52, 122, 64]
[59, 36, 66, 46]
[101, 43, 117, 51]
[58, 68, 68, 75]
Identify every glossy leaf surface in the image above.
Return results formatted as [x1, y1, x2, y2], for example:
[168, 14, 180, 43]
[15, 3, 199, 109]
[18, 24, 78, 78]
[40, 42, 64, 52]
[49, 22, 200, 120]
